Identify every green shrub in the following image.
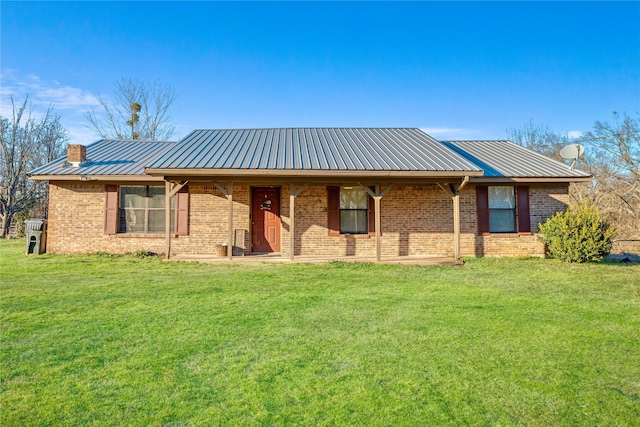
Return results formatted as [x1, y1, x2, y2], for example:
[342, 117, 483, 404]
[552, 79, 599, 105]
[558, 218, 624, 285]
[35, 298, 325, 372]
[14, 211, 32, 238]
[539, 200, 615, 263]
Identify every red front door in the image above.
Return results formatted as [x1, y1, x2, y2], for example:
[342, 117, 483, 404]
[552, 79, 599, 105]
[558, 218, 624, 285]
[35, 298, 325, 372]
[251, 187, 281, 253]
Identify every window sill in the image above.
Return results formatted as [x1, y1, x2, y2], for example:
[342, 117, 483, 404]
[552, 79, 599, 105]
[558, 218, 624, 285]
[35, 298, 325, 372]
[329, 233, 374, 239]
[114, 233, 182, 238]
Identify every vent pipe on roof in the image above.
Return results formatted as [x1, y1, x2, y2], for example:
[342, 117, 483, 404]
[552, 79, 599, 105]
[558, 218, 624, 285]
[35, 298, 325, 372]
[67, 144, 87, 167]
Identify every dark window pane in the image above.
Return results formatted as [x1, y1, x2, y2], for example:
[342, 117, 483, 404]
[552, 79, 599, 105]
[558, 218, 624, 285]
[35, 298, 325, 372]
[148, 186, 166, 208]
[118, 209, 126, 233]
[148, 210, 166, 233]
[489, 209, 516, 233]
[340, 210, 368, 234]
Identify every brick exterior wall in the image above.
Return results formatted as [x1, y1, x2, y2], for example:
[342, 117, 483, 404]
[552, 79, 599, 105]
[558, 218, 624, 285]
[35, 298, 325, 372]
[461, 184, 569, 257]
[46, 181, 570, 257]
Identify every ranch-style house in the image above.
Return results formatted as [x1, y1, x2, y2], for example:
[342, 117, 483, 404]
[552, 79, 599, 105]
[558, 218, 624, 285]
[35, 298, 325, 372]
[28, 128, 590, 261]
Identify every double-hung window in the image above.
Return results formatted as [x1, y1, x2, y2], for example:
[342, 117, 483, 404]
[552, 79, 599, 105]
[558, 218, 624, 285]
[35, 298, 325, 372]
[477, 185, 530, 234]
[104, 184, 189, 235]
[339, 187, 368, 234]
[327, 186, 374, 236]
[119, 186, 167, 233]
[488, 186, 517, 233]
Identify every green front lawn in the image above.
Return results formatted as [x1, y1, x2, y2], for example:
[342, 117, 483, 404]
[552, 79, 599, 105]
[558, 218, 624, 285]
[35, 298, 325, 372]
[1, 239, 639, 426]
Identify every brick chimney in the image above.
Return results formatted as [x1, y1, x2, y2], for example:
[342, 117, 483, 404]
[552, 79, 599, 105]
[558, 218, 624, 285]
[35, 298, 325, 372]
[67, 144, 87, 167]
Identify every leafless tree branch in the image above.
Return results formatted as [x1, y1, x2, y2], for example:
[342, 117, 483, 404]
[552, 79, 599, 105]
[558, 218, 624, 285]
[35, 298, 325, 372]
[85, 78, 177, 141]
[512, 114, 640, 240]
[1, 96, 68, 236]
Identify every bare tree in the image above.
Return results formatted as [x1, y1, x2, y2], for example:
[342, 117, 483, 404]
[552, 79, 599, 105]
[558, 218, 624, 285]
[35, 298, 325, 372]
[581, 112, 640, 239]
[32, 107, 68, 220]
[85, 78, 177, 141]
[507, 119, 569, 162]
[584, 112, 639, 179]
[506, 116, 639, 240]
[0, 97, 68, 237]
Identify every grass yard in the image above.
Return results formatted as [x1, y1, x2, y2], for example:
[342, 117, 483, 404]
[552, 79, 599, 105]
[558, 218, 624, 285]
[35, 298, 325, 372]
[1, 239, 639, 426]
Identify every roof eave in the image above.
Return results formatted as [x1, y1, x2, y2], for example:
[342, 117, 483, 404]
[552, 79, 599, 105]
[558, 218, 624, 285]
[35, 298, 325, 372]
[469, 176, 592, 183]
[143, 167, 484, 178]
[28, 174, 166, 182]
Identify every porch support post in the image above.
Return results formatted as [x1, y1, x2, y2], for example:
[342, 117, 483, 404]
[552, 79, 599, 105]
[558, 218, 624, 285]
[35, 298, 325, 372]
[437, 176, 469, 261]
[374, 187, 382, 262]
[165, 180, 172, 260]
[227, 182, 233, 260]
[360, 183, 392, 262]
[453, 192, 460, 260]
[164, 179, 188, 260]
[212, 181, 234, 260]
[290, 186, 295, 261]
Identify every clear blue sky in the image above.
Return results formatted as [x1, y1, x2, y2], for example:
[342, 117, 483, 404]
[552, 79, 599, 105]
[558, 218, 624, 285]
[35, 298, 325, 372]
[1, 1, 639, 144]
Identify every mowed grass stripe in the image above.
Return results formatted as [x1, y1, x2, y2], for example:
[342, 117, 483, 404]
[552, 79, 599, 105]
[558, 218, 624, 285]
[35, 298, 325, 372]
[1, 239, 639, 426]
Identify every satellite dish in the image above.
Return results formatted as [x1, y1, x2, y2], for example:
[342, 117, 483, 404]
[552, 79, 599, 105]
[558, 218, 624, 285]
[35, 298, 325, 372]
[560, 143, 585, 170]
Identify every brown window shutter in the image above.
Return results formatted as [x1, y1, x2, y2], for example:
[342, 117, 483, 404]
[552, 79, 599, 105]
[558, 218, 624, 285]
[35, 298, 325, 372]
[104, 184, 118, 234]
[476, 185, 490, 235]
[516, 186, 531, 234]
[175, 185, 189, 235]
[368, 187, 376, 236]
[327, 186, 340, 236]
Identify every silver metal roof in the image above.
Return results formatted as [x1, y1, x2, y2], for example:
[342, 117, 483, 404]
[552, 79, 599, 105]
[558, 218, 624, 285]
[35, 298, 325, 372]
[146, 128, 483, 172]
[28, 132, 591, 181]
[443, 140, 591, 178]
[28, 139, 176, 177]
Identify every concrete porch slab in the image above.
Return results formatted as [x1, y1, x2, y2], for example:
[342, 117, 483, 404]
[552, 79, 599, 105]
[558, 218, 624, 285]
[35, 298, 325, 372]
[167, 254, 463, 266]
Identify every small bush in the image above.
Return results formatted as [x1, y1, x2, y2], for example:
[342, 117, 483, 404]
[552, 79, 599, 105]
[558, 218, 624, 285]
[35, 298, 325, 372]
[132, 249, 158, 258]
[14, 211, 31, 238]
[539, 199, 615, 263]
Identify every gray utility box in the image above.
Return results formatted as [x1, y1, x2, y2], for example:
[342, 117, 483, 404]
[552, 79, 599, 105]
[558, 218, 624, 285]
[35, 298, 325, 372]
[25, 219, 47, 255]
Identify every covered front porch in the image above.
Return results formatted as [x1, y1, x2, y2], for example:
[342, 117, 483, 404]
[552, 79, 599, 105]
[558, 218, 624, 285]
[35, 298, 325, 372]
[160, 175, 476, 263]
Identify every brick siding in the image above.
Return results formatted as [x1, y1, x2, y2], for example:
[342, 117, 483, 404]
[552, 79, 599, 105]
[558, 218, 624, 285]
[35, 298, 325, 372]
[67, 144, 86, 164]
[46, 181, 569, 257]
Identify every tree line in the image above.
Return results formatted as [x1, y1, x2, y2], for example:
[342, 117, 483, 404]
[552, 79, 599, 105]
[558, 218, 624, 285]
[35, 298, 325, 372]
[507, 114, 639, 241]
[0, 98, 68, 237]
